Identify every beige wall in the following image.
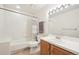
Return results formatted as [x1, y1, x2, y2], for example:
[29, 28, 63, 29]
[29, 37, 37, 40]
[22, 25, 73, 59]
[48, 7, 79, 38]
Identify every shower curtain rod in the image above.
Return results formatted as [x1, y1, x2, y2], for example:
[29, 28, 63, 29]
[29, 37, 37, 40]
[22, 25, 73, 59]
[0, 7, 38, 19]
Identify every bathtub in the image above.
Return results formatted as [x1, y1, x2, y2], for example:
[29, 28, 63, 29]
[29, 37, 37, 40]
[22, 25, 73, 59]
[0, 38, 10, 55]
[10, 38, 39, 53]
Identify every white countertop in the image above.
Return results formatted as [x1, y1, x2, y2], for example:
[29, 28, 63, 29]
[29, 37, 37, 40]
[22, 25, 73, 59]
[41, 35, 79, 55]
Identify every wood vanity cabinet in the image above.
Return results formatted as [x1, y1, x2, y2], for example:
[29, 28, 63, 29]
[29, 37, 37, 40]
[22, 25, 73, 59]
[50, 45, 74, 55]
[40, 40, 50, 55]
[40, 40, 75, 55]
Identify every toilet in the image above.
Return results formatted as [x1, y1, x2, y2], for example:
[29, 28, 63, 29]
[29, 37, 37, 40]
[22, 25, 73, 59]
[27, 41, 40, 54]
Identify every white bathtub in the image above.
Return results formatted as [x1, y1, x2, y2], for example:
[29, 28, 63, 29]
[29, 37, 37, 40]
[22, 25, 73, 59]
[0, 38, 10, 55]
[10, 42, 28, 51]
[10, 38, 39, 52]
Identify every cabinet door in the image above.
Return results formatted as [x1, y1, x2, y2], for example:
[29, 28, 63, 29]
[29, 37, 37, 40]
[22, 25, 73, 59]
[40, 40, 50, 55]
[50, 45, 74, 55]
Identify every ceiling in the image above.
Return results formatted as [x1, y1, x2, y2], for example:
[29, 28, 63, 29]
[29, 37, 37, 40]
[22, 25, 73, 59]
[3, 4, 56, 14]
[1, 4, 57, 18]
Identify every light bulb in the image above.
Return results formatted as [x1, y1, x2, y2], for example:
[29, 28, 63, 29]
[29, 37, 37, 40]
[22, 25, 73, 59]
[60, 5, 64, 11]
[16, 5, 20, 9]
[57, 5, 62, 8]
[53, 10, 55, 14]
[49, 12, 52, 15]
[64, 4, 69, 8]
[56, 8, 59, 12]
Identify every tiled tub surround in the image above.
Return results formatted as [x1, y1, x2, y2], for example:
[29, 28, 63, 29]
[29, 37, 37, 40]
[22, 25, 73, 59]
[41, 35, 79, 55]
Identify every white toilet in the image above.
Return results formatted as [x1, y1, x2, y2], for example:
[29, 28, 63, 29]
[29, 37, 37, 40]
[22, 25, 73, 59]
[27, 41, 40, 54]
[29, 36, 40, 54]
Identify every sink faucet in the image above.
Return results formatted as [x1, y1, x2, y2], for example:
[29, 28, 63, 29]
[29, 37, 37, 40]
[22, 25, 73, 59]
[56, 31, 64, 39]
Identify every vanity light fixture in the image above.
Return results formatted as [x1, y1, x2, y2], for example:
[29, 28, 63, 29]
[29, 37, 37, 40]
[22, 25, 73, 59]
[64, 4, 70, 8]
[55, 7, 59, 12]
[59, 5, 64, 11]
[53, 10, 56, 14]
[49, 11, 53, 16]
[57, 5, 61, 8]
[48, 4, 72, 16]
[49, 12, 52, 15]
